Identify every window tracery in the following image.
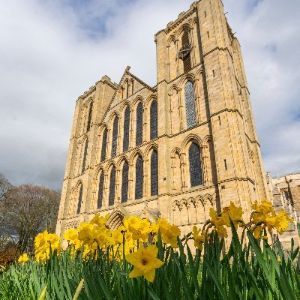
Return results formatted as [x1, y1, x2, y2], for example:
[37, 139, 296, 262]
[121, 161, 129, 202]
[111, 116, 119, 157]
[109, 166, 116, 206]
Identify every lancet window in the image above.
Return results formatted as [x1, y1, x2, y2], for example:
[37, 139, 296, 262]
[135, 155, 143, 199]
[151, 150, 158, 196]
[86, 102, 93, 131]
[123, 106, 130, 152]
[185, 81, 197, 128]
[101, 128, 107, 162]
[136, 102, 143, 146]
[150, 100, 158, 140]
[97, 172, 104, 209]
[81, 140, 88, 173]
[121, 161, 129, 203]
[109, 166, 116, 206]
[111, 116, 119, 158]
[189, 142, 203, 187]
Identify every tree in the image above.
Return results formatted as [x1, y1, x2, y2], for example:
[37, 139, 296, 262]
[0, 185, 60, 252]
[0, 174, 12, 201]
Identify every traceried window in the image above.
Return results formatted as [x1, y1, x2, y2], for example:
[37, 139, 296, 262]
[151, 150, 158, 196]
[150, 100, 158, 140]
[135, 155, 143, 199]
[123, 106, 130, 152]
[121, 161, 129, 203]
[81, 140, 88, 173]
[111, 116, 119, 157]
[76, 184, 83, 214]
[185, 81, 197, 128]
[189, 142, 203, 187]
[136, 102, 143, 146]
[109, 166, 116, 206]
[101, 128, 107, 162]
[97, 172, 104, 209]
[86, 102, 93, 131]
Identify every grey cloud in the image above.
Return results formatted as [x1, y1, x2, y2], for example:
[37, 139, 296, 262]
[0, 0, 299, 190]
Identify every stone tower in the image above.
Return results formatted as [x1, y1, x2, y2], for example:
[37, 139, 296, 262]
[56, 0, 269, 236]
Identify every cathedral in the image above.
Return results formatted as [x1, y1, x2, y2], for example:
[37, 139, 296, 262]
[56, 0, 270, 236]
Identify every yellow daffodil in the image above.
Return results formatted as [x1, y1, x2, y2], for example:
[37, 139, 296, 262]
[18, 253, 29, 264]
[158, 218, 181, 248]
[209, 208, 228, 238]
[126, 245, 164, 282]
[222, 202, 243, 228]
[192, 226, 205, 250]
[274, 210, 293, 234]
[34, 231, 60, 262]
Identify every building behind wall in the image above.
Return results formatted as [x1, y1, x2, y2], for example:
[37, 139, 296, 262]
[56, 0, 270, 236]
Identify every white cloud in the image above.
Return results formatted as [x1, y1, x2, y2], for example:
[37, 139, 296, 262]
[0, 0, 299, 189]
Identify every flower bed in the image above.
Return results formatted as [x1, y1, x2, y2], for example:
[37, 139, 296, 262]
[0, 201, 299, 299]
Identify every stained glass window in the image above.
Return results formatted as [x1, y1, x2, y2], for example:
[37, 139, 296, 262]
[97, 172, 104, 209]
[77, 184, 83, 214]
[151, 150, 158, 196]
[150, 100, 158, 140]
[121, 161, 129, 202]
[182, 28, 191, 72]
[136, 102, 143, 146]
[86, 102, 93, 131]
[109, 166, 116, 206]
[135, 155, 143, 199]
[185, 81, 197, 128]
[101, 128, 107, 162]
[81, 140, 88, 173]
[189, 142, 203, 187]
[111, 116, 119, 158]
[123, 106, 130, 152]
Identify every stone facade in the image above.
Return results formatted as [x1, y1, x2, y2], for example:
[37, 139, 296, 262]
[56, 0, 270, 236]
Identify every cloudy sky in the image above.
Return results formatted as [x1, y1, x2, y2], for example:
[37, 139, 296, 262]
[0, 0, 299, 190]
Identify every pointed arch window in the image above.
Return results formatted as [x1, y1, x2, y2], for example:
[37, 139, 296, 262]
[135, 155, 143, 199]
[123, 106, 130, 152]
[101, 128, 107, 162]
[111, 116, 119, 157]
[97, 172, 104, 209]
[86, 102, 93, 131]
[77, 184, 83, 214]
[121, 161, 129, 203]
[150, 100, 158, 140]
[109, 166, 116, 206]
[185, 81, 197, 128]
[136, 102, 143, 146]
[181, 27, 192, 73]
[189, 142, 203, 187]
[151, 150, 158, 196]
[81, 140, 88, 173]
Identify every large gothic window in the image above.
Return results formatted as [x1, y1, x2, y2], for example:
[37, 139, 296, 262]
[97, 172, 104, 209]
[189, 142, 203, 187]
[123, 106, 130, 152]
[136, 102, 143, 146]
[150, 100, 158, 140]
[86, 102, 93, 131]
[151, 150, 158, 196]
[101, 128, 107, 162]
[185, 81, 197, 128]
[181, 27, 192, 73]
[135, 155, 143, 199]
[111, 116, 119, 157]
[109, 166, 116, 206]
[121, 161, 129, 203]
[76, 184, 83, 214]
[81, 140, 88, 173]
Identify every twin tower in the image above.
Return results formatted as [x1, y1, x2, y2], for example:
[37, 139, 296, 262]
[56, 0, 269, 235]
